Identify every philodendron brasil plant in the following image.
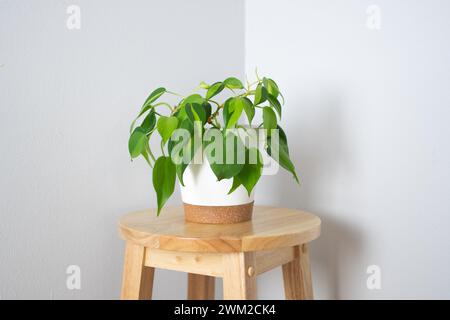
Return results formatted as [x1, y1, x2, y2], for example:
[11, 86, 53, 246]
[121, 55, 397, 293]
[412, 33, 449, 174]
[129, 74, 299, 215]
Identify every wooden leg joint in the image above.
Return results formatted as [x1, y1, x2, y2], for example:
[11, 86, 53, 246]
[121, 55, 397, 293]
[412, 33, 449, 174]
[121, 243, 314, 300]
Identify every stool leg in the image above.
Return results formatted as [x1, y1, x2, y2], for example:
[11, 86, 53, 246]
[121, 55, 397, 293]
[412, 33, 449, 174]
[120, 242, 154, 300]
[187, 274, 215, 300]
[222, 252, 256, 300]
[282, 244, 313, 300]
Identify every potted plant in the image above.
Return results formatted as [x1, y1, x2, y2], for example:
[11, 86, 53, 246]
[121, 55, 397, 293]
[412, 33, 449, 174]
[128, 73, 299, 224]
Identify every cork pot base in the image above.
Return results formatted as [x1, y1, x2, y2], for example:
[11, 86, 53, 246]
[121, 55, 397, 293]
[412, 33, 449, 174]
[183, 202, 254, 224]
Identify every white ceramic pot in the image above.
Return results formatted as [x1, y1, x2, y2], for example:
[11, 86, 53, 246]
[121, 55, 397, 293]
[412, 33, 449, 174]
[180, 158, 254, 206]
[179, 157, 254, 224]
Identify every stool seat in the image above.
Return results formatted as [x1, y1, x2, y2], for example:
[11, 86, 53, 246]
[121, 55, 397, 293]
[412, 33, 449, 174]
[118, 206, 321, 300]
[119, 206, 321, 253]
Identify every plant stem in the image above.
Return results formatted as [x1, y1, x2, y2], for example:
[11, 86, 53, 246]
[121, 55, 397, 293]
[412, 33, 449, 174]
[154, 102, 173, 113]
[166, 90, 184, 98]
[247, 80, 259, 88]
[171, 104, 181, 115]
[147, 145, 156, 163]
[209, 104, 223, 125]
[255, 68, 261, 81]
[160, 139, 166, 157]
[209, 100, 221, 107]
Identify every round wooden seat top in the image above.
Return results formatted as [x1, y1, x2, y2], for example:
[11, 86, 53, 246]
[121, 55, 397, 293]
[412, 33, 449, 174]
[119, 206, 321, 253]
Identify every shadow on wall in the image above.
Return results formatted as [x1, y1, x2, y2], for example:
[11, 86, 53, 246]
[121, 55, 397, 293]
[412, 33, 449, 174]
[262, 92, 364, 299]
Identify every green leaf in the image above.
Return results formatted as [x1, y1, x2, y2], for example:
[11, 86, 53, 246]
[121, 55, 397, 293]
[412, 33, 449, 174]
[222, 97, 234, 127]
[141, 110, 156, 134]
[267, 94, 282, 119]
[168, 119, 196, 186]
[128, 127, 148, 158]
[140, 146, 152, 166]
[228, 148, 263, 196]
[157, 116, 179, 144]
[263, 107, 277, 134]
[186, 103, 206, 124]
[203, 102, 212, 121]
[223, 77, 244, 89]
[152, 156, 176, 215]
[228, 175, 243, 195]
[180, 94, 205, 108]
[207, 130, 245, 181]
[277, 125, 289, 152]
[226, 97, 245, 129]
[263, 78, 279, 98]
[266, 126, 299, 184]
[206, 82, 225, 100]
[254, 83, 268, 105]
[174, 105, 188, 122]
[176, 94, 206, 123]
[242, 97, 255, 125]
[199, 81, 210, 89]
[143, 87, 166, 108]
[130, 87, 166, 133]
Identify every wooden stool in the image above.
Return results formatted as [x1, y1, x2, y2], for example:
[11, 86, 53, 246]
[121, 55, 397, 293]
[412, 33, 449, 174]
[118, 206, 321, 300]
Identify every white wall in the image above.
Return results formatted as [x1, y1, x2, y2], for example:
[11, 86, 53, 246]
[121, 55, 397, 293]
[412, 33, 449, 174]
[2, 0, 450, 300]
[0, 0, 244, 299]
[247, 0, 450, 299]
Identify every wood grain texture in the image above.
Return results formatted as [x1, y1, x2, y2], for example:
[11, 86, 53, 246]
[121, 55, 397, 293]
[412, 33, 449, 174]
[120, 242, 154, 300]
[223, 252, 257, 300]
[255, 247, 296, 275]
[119, 206, 321, 253]
[187, 274, 215, 300]
[144, 248, 224, 277]
[282, 244, 313, 300]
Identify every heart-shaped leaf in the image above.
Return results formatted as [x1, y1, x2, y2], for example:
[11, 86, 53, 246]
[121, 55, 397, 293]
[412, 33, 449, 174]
[263, 78, 279, 98]
[223, 97, 233, 127]
[186, 103, 206, 124]
[181, 94, 205, 107]
[242, 97, 255, 125]
[207, 130, 245, 181]
[228, 175, 243, 195]
[143, 87, 166, 108]
[141, 110, 156, 134]
[168, 119, 197, 186]
[228, 148, 263, 196]
[267, 94, 282, 119]
[128, 127, 148, 158]
[266, 126, 299, 184]
[157, 116, 179, 144]
[263, 107, 277, 134]
[254, 83, 268, 105]
[206, 82, 225, 100]
[226, 97, 245, 129]
[224, 77, 244, 89]
[176, 94, 206, 123]
[152, 156, 176, 215]
[130, 87, 166, 133]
